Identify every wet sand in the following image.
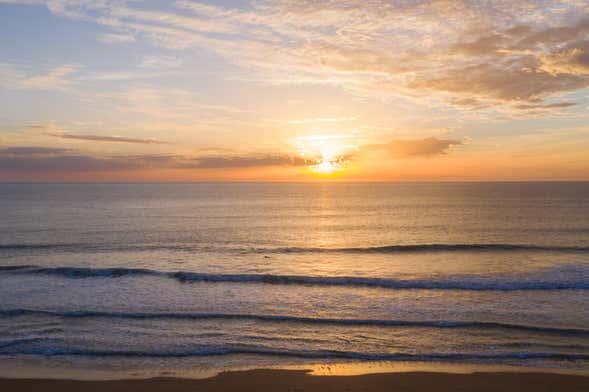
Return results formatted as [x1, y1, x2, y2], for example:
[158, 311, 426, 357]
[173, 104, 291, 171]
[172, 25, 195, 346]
[2, 369, 588, 392]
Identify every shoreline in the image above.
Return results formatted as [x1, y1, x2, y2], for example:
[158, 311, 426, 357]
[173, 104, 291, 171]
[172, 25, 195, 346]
[2, 359, 588, 381]
[1, 369, 588, 392]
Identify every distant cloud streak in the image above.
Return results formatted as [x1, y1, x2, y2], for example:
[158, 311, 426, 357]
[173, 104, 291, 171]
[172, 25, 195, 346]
[21, 65, 78, 90]
[184, 155, 307, 169]
[368, 138, 463, 158]
[0, 147, 71, 155]
[47, 132, 170, 145]
[389, 138, 462, 157]
[0, 147, 308, 173]
[97, 33, 136, 44]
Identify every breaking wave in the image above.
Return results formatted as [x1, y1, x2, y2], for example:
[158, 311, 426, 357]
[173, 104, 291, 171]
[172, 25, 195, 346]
[1, 309, 587, 336]
[1, 265, 587, 291]
[0, 345, 587, 362]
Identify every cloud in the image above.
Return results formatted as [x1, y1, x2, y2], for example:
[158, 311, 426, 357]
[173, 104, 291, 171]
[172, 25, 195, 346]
[513, 102, 578, 111]
[0, 147, 307, 173]
[0, 146, 71, 155]
[315, 46, 416, 75]
[21, 65, 79, 90]
[0, 147, 126, 172]
[0, 155, 139, 172]
[409, 61, 589, 104]
[46, 132, 170, 144]
[450, 33, 509, 56]
[515, 18, 589, 48]
[285, 117, 357, 124]
[6, 0, 589, 110]
[98, 33, 136, 44]
[183, 155, 307, 169]
[25, 124, 53, 130]
[360, 137, 462, 158]
[140, 55, 183, 69]
[386, 138, 462, 158]
[540, 41, 589, 75]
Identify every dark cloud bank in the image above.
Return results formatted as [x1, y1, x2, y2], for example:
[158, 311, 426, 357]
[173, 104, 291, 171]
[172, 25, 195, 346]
[0, 147, 307, 173]
[0, 137, 461, 175]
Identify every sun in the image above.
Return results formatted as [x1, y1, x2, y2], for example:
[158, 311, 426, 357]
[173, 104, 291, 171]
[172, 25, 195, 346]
[295, 134, 355, 177]
[310, 157, 341, 175]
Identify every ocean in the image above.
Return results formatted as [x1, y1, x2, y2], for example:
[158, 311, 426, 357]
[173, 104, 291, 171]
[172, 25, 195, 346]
[0, 182, 588, 378]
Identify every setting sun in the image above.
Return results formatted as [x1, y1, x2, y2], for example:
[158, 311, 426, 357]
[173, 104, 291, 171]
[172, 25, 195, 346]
[310, 158, 341, 176]
[296, 134, 355, 177]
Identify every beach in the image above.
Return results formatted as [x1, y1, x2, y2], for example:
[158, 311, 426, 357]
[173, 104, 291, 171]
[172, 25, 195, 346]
[2, 370, 589, 392]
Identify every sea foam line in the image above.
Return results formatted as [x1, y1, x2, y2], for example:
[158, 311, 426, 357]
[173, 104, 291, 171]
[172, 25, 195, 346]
[0, 265, 587, 291]
[1, 309, 587, 336]
[0, 345, 587, 362]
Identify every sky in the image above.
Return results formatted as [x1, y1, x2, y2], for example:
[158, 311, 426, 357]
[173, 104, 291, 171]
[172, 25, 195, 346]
[1, 0, 589, 181]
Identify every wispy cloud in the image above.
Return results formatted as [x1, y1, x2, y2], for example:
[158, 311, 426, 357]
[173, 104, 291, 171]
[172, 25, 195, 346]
[0, 147, 307, 173]
[46, 132, 170, 145]
[2, 1, 586, 110]
[11, 0, 586, 111]
[285, 117, 357, 124]
[140, 55, 183, 69]
[21, 64, 79, 90]
[540, 40, 589, 75]
[389, 138, 462, 157]
[1, 63, 79, 91]
[180, 154, 307, 169]
[0, 146, 71, 155]
[513, 102, 578, 111]
[367, 138, 463, 158]
[97, 33, 136, 44]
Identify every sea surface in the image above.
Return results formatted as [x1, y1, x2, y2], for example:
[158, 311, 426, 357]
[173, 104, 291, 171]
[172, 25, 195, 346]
[0, 182, 588, 377]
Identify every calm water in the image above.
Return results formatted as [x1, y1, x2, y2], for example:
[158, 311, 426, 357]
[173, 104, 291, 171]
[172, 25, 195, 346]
[0, 182, 588, 377]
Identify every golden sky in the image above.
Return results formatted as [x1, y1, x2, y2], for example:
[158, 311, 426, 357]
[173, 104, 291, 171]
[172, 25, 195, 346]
[1, 0, 589, 181]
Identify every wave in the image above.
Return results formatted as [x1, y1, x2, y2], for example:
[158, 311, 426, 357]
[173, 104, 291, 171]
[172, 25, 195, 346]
[1, 265, 587, 291]
[1, 242, 588, 254]
[0, 244, 80, 251]
[0, 344, 587, 362]
[0, 337, 55, 349]
[272, 244, 589, 254]
[1, 309, 587, 336]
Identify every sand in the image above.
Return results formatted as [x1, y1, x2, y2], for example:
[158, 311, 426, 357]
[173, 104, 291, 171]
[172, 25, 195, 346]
[1, 369, 588, 392]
